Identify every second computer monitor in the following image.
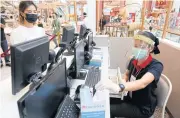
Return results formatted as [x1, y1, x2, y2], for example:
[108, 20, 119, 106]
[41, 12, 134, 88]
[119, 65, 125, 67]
[18, 59, 68, 118]
[74, 40, 85, 78]
[79, 24, 87, 39]
[61, 26, 75, 45]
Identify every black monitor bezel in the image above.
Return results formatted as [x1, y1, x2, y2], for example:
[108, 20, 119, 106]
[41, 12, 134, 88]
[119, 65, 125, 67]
[17, 58, 68, 118]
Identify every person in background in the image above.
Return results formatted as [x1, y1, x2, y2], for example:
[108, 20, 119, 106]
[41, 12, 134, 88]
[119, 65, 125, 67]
[99, 15, 107, 34]
[83, 12, 89, 27]
[52, 13, 60, 48]
[10, 1, 45, 45]
[37, 16, 44, 28]
[96, 31, 163, 118]
[116, 14, 122, 22]
[0, 10, 11, 67]
[47, 15, 53, 27]
[59, 15, 64, 23]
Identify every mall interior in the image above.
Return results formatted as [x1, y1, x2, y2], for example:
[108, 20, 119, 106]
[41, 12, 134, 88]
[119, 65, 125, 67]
[0, 0, 180, 118]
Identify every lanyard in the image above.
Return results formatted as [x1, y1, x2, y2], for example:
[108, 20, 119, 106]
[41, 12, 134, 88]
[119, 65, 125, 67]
[131, 65, 142, 78]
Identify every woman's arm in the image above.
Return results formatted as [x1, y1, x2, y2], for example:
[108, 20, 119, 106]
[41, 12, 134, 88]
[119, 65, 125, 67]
[123, 70, 129, 82]
[124, 72, 155, 91]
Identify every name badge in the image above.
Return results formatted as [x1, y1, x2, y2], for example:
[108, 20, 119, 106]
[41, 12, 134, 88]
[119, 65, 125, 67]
[130, 75, 136, 82]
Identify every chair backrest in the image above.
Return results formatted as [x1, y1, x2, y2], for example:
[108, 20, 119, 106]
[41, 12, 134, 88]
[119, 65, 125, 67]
[155, 74, 172, 107]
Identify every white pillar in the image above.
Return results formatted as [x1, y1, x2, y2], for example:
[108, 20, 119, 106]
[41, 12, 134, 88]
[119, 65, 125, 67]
[87, 0, 96, 35]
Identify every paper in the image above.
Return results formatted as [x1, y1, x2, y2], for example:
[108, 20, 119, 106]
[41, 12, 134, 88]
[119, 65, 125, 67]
[80, 87, 110, 118]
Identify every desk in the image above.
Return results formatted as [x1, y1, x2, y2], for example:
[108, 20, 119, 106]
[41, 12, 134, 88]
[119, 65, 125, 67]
[69, 47, 110, 118]
[0, 47, 109, 118]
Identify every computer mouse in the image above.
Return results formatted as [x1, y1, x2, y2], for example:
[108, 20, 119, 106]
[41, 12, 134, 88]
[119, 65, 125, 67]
[75, 85, 82, 94]
[74, 84, 82, 104]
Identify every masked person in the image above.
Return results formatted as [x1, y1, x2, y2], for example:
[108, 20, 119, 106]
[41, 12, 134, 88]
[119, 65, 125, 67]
[52, 13, 60, 48]
[96, 31, 163, 118]
[10, 1, 45, 45]
[0, 9, 11, 67]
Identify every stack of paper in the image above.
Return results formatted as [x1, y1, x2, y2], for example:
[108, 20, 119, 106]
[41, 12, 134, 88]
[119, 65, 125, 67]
[109, 67, 128, 99]
[89, 50, 103, 67]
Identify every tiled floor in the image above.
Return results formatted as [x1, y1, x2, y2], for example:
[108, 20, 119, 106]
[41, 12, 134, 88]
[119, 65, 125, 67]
[0, 64, 11, 81]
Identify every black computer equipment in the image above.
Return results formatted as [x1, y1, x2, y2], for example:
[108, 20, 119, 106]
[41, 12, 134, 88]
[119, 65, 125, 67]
[55, 48, 66, 63]
[84, 32, 94, 64]
[11, 36, 49, 95]
[60, 26, 76, 56]
[61, 26, 75, 44]
[55, 95, 80, 118]
[18, 59, 68, 118]
[68, 40, 86, 79]
[79, 24, 88, 39]
[74, 84, 82, 104]
[74, 40, 85, 78]
[85, 31, 93, 53]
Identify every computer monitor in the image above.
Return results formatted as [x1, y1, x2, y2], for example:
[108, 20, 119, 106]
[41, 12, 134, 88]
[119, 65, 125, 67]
[18, 59, 68, 118]
[74, 40, 85, 78]
[61, 26, 75, 45]
[60, 26, 75, 56]
[11, 36, 49, 95]
[85, 31, 93, 53]
[79, 24, 87, 39]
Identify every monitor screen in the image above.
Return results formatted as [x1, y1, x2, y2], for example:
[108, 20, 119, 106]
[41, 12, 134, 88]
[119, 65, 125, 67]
[75, 41, 85, 78]
[61, 26, 75, 44]
[18, 59, 67, 118]
[11, 36, 49, 95]
[79, 24, 87, 39]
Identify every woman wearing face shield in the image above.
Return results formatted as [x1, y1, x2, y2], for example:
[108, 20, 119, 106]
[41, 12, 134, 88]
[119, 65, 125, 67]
[10, 1, 45, 45]
[96, 31, 163, 118]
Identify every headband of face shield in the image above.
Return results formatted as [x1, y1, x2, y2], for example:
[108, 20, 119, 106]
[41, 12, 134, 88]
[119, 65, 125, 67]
[134, 31, 160, 55]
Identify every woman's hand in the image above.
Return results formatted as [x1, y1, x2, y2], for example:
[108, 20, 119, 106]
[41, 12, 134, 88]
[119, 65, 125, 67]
[95, 79, 120, 94]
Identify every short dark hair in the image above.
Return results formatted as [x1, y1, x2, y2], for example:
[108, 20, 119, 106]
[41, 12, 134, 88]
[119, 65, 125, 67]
[83, 12, 87, 16]
[19, 1, 37, 23]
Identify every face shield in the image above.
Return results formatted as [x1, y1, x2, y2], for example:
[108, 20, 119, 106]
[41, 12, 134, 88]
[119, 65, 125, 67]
[132, 34, 155, 60]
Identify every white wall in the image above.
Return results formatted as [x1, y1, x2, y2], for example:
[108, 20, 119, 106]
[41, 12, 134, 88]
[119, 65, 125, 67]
[87, 0, 96, 35]
[172, 0, 180, 12]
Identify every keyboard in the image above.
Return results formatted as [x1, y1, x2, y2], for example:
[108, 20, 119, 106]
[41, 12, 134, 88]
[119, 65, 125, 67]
[85, 67, 101, 87]
[55, 95, 80, 118]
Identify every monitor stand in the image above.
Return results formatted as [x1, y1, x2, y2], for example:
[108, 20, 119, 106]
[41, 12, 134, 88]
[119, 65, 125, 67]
[63, 48, 74, 56]
[76, 70, 87, 80]
[68, 70, 87, 80]
[28, 72, 42, 89]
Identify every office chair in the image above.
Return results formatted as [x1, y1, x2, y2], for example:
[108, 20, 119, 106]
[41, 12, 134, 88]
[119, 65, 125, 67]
[150, 74, 172, 118]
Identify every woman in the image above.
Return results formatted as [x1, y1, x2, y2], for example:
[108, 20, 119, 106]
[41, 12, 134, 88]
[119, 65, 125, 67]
[10, 1, 45, 45]
[51, 13, 60, 47]
[99, 15, 107, 33]
[37, 16, 44, 28]
[96, 31, 163, 118]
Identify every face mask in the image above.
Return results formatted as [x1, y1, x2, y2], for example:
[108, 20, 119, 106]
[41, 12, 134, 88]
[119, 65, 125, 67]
[25, 13, 38, 23]
[132, 47, 148, 60]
